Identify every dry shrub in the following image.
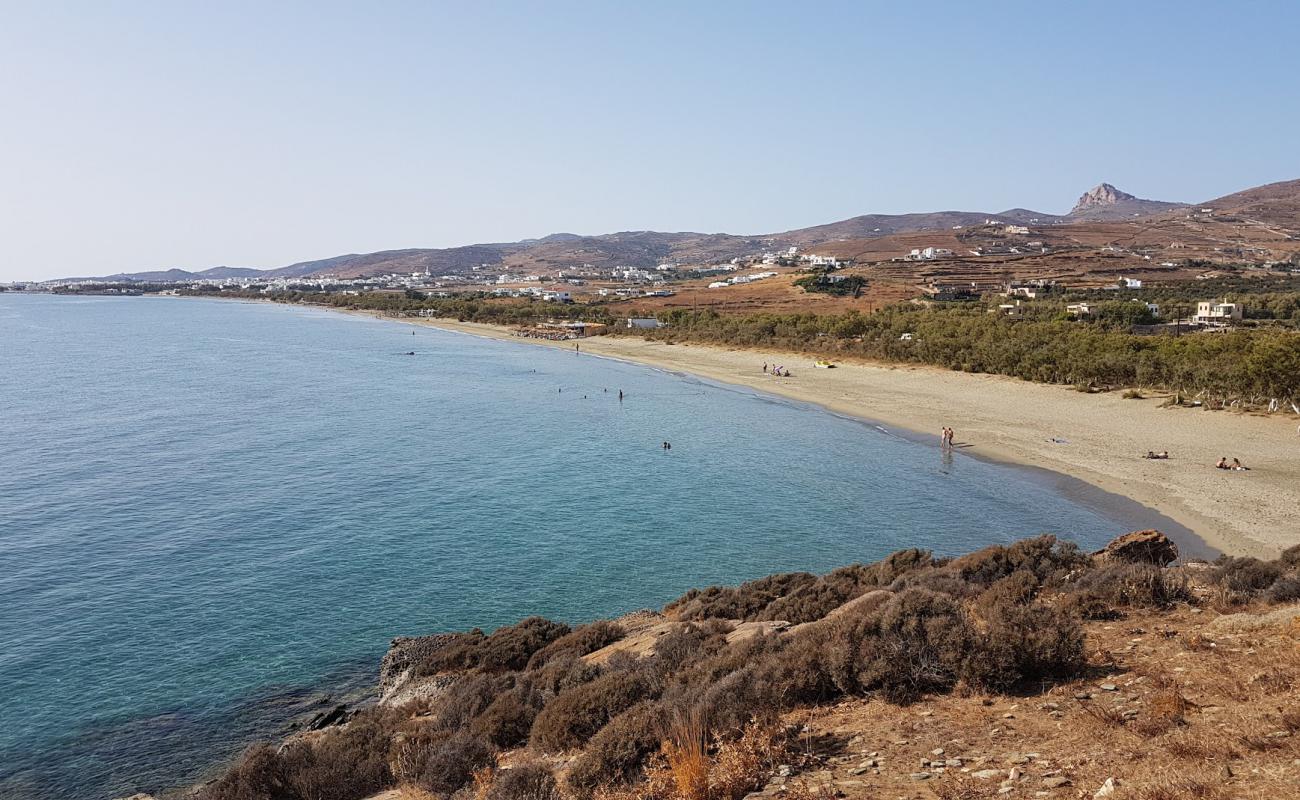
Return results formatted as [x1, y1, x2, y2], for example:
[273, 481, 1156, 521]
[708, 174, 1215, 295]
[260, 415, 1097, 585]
[974, 570, 1040, 613]
[1280, 706, 1300, 732]
[415, 730, 495, 795]
[665, 572, 816, 621]
[1281, 544, 1300, 568]
[567, 701, 664, 791]
[526, 654, 603, 700]
[888, 568, 980, 599]
[661, 709, 709, 800]
[412, 630, 488, 676]
[951, 535, 1085, 587]
[478, 617, 572, 672]
[680, 632, 836, 736]
[1248, 667, 1294, 694]
[1266, 572, 1300, 603]
[1071, 563, 1191, 609]
[758, 549, 934, 624]
[1133, 686, 1191, 737]
[967, 602, 1086, 691]
[433, 674, 512, 731]
[827, 588, 974, 702]
[487, 762, 562, 800]
[709, 720, 790, 800]
[527, 621, 625, 668]
[200, 708, 397, 800]
[471, 687, 540, 747]
[1078, 699, 1126, 729]
[1061, 590, 1122, 620]
[1212, 556, 1285, 596]
[530, 669, 655, 752]
[412, 618, 571, 676]
[1150, 688, 1192, 722]
[391, 726, 449, 785]
[653, 622, 732, 676]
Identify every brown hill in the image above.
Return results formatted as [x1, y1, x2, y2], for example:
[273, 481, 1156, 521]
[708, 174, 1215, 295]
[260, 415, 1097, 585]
[76, 178, 1300, 284]
[1066, 183, 1186, 221]
[1197, 177, 1300, 229]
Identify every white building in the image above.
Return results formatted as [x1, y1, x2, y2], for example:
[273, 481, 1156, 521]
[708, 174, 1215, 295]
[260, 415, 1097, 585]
[1067, 302, 1095, 317]
[1120, 278, 1143, 288]
[1195, 300, 1242, 325]
[626, 317, 662, 329]
[909, 247, 953, 261]
[1004, 225, 1030, 235]
[541, 291, 572, 303]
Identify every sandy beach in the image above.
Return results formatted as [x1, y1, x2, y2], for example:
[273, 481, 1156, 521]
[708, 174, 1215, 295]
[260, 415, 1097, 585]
[384, 315, 1298, 559]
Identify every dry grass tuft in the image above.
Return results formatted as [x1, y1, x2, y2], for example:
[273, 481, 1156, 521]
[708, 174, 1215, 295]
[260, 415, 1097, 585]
[1079, 699, 1127, 729]
[661, 710, 710, 800]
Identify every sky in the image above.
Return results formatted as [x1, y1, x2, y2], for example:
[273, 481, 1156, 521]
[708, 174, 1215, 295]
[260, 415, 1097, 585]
[1, 1, 1298, 281]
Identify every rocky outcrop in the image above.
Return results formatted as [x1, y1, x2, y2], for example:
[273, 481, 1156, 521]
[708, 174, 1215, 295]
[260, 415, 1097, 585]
[1071, 183, 1136, 214]
[378, 634, 466, 707]
[1092, 529, 1178, 566]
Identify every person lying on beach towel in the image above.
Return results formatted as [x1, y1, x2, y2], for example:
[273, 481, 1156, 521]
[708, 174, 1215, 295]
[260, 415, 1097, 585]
[1232, 458, 1249, 471]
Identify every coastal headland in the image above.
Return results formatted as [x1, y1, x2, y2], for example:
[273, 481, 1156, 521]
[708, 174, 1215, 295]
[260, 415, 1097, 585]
[381, 314, 1296, 560]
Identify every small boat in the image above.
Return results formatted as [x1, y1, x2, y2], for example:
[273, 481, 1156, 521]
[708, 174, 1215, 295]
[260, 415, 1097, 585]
[814, 360, 836, 369]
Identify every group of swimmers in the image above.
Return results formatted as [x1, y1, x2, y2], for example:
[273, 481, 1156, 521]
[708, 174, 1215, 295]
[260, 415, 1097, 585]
[762, 363, 791, 377]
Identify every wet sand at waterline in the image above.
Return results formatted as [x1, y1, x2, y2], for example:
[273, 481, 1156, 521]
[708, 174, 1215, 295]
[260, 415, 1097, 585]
[400, 317, 1299, 559]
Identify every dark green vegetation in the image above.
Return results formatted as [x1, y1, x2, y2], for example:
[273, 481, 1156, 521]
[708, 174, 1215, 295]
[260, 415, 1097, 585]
[195, 539, 1300, 800]
[641, 306, 1300, 407]
[793, 272, 866, 297]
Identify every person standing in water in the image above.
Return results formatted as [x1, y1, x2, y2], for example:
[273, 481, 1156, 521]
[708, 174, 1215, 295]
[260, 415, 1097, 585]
[618, 390, 624, 401]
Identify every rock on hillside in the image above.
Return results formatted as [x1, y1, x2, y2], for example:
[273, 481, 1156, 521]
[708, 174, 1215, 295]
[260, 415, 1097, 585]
[1068, 182, 1186, 220]
[1091, 529, 1179, 566]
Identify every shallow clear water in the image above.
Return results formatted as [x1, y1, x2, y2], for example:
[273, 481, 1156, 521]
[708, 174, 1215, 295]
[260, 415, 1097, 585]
[1, 294, 1158, 799]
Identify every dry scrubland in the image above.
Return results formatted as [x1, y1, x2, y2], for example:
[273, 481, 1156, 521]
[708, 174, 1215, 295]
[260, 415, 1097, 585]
[194, 534, 1300, 800]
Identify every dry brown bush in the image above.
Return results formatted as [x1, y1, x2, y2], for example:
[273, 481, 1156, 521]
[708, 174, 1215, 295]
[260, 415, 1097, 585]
[525, 654, 603, 700]
[486, 762, 562, 800]
[527, 621, 625, 668]
[566, 701, 665, 792]
[1071, 563, 1191, 609]
[951, 535, 1085, 587]
[1281, 543, 1300, 568]
[471, 687, 540, 748]
[415, 730, 495, 796]
[665, 572, 816, 621]
[758, 549, 934, 624]
[1212, 556, 1285, 597]
[530, 669, 656, 753]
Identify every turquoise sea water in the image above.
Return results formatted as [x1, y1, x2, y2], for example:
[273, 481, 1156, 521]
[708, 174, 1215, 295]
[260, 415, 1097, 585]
[0, 294, 1179, 799]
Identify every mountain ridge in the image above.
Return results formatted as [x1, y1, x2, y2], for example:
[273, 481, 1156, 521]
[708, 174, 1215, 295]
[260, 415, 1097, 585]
[55, 179, 1297, 283]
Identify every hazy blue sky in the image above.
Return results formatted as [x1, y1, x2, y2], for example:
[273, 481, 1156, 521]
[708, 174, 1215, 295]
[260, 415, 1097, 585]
[2, 1, 1298, 280]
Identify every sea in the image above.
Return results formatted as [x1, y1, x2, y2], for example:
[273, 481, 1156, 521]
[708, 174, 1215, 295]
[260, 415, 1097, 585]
[0, 293, 1191, 799]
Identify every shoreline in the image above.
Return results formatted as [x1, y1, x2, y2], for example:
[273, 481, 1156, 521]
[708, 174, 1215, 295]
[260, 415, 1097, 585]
[345, 310, 1296, 559]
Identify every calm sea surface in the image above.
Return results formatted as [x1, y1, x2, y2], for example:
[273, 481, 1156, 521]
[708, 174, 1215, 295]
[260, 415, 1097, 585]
[1, 294, 1167, 799]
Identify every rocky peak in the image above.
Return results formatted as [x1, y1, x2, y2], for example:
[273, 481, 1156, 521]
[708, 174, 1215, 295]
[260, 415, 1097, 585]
[1071, 183, 1138, 214]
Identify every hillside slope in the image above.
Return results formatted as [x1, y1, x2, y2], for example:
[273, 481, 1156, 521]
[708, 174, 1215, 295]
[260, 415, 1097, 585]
[183, 532, 1300, 800]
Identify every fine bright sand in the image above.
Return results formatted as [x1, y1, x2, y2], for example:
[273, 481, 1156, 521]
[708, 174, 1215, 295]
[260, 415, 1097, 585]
[392, 316, 1298, 559]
